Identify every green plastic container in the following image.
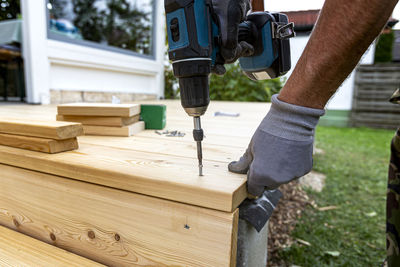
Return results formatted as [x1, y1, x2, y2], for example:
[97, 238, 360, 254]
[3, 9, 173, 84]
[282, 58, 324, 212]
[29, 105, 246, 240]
[140, 104, 166, 130]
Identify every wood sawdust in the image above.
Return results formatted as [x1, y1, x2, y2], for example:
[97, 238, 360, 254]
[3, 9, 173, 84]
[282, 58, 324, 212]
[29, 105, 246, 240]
[267, 180, 312, 267]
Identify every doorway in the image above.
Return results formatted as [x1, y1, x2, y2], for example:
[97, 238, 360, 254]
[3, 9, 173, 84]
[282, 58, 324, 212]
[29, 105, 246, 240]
[0, 0, 25, 102]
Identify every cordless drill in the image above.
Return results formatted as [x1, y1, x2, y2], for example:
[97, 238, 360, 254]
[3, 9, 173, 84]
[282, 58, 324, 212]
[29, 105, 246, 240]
[165, 0, 294, 176]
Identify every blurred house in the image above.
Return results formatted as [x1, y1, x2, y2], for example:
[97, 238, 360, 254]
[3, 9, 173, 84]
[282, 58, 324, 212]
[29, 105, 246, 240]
[16, 0, 165, 104]
[282, 9, 376, 127]
[394, 30, 400, 62]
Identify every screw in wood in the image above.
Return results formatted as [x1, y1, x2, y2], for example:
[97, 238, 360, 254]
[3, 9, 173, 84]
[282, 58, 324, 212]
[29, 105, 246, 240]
[114, 233, 120, 241]
[50, 233, 56, 241]
[88, 230, 95, 239]
[184, 224, 190, 230]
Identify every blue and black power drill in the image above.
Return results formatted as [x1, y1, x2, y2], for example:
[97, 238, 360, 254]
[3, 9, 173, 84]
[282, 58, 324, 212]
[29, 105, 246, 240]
[165, 0, 295, 175]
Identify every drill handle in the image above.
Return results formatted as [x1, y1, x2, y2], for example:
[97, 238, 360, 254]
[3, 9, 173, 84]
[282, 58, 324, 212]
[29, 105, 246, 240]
[238, 20, 262, 56]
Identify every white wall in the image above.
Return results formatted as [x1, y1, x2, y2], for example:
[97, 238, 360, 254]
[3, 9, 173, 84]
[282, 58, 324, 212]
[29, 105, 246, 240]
[21, 0, 50, 104]
[326, 44, 374, 110]
[285, 35, 375, 110]
[21, 0, 165, 104]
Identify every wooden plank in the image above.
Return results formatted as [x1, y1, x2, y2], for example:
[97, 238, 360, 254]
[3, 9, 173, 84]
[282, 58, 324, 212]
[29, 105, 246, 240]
[57, 114, 140, 126]
[137, 129, 251, 148]
[83, 121, 145, 137]
[0, 133, 78, 153]
[0, 164, 238, 267]
[0, 226, 104, 267]
[78, 135, 244, 163]
[358, 64, 400, 71]
[0, 117, 83, 140]
[0, 143, 247, 212]
[58, 103, 140, 117]
[352, 101, 400, 113]
[0, 100, 255, 211]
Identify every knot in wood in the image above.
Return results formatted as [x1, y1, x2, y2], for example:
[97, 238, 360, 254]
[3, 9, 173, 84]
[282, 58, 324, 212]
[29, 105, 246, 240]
[88, 230, 95, 239]
[50, 233, 56, 241]
[12, 218, 19, 227]
[114, 233, 120, 241]
[12, 219, 19, 227]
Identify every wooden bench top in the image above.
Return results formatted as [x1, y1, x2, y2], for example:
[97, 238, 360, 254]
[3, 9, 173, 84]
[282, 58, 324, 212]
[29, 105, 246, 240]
[0, 100, 270, 212]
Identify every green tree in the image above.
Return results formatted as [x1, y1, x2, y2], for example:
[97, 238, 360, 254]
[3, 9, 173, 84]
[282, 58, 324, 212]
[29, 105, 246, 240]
[70, 0, 152, 54]
[374, 31, 394, 63]
[49, 0, 70, 20]
[164, 63, 179, 99]
[0, 0, 20, 21]
[71, 0, 106, 43]
[103, 0, 151, 54]
[48, 0, 152, 54]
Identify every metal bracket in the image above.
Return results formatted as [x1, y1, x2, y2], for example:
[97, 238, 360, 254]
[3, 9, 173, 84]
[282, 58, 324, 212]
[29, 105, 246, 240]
[272, 22, 296, 40]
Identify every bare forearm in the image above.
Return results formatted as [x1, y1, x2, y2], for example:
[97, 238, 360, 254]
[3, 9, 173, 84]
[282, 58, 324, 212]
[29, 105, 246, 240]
[279, 0, 398, 109]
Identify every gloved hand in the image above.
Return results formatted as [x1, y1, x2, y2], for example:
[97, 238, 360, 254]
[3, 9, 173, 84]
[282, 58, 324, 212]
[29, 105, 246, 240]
[211, 0, 254, 75]
[228, 94, 325, 197]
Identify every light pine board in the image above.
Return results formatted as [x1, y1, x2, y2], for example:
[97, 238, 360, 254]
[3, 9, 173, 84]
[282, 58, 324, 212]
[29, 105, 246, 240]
[78, 135, 244, 163]
[0, 164, 238, 267]
[0, 101, 264, 211]
[57, 114, 140, 126]
[58, 103, 140, 117]
[83, 121, 145, 137]
[0, 143, 247, 212]
[0, 117, 83, 140]
[0, 225, 104, 267]
[0, 133, 78, 153]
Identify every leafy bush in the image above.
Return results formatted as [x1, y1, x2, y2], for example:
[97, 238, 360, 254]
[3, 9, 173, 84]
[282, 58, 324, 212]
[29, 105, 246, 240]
[164, 62, 284, 102]
[0, 0, 20, 21]
[374, 32, 394, 63]
[164, 63, 179, 99]
[209, 63, 283, 102]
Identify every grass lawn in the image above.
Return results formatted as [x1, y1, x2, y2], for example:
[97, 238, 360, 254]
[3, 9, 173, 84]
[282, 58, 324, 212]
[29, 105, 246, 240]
[280, 126, 395, 266]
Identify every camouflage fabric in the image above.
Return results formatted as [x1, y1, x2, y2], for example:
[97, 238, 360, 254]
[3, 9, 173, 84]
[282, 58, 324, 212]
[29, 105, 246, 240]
[387, 129, 400, 266]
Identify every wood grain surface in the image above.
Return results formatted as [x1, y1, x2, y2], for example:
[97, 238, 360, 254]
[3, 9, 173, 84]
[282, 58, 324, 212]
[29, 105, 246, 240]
[0, 101, 267, 211]
[0, 117, 83, 140]
[0, 142, 247, 212]
[58, 103, 140, 117]
[0, 164, 238, 267]
[83, 121, 145, 136]
[0, 133, 78, 153]
[57, 114, 140, 126]
[0, 225, 104, 267]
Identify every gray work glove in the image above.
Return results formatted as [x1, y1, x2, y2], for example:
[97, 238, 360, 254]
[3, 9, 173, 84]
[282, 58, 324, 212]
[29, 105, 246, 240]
[228, 94, 325, 197]
[211, 0, 254, 75]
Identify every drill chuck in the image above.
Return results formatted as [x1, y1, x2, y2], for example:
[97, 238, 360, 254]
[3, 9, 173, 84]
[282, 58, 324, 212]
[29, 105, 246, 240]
[172, 59, 211, 117]
[179, 75, 210, 116]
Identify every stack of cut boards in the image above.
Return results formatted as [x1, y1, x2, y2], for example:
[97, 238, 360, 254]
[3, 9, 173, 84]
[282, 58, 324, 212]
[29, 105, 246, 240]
[57, 103, 144, 137]
[0, 118, 83, 153]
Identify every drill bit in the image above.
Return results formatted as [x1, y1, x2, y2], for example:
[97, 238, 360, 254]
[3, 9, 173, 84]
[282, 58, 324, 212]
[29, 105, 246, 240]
[193, 116, 203, 176]
[196, 140, 203, 176]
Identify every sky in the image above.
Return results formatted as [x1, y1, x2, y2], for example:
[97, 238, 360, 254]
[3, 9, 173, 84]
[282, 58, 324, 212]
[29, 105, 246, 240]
[264, 0, 400, 29]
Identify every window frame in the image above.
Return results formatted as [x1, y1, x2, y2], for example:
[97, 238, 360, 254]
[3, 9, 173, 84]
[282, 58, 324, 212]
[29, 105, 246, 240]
[45, 0, 157, 60]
